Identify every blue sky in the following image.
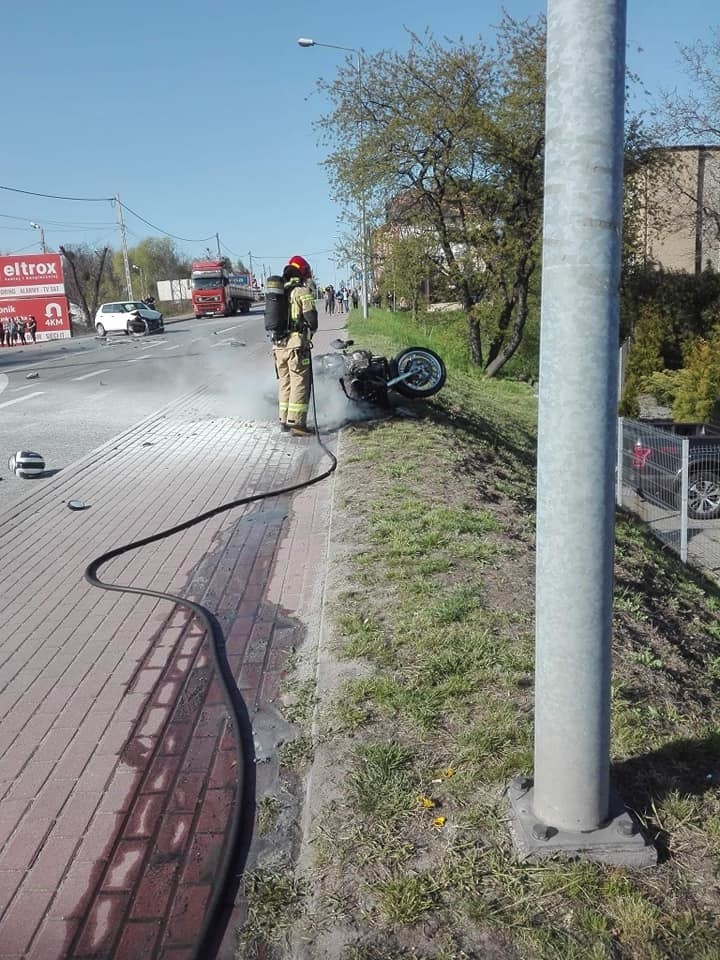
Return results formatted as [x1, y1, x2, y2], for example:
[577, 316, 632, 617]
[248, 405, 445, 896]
[0, 0, 714, 288]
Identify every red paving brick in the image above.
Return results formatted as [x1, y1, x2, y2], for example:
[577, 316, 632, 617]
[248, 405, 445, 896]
[0, 383, 336, 958]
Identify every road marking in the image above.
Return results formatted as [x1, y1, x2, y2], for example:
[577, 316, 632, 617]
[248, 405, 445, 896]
[11, 359, 46, 371]
[164, 344, 182, 351]
[215, 325, 241, 334]
[190, 338, 204, 344]
[10, 383, 41, 393]
[126, 356, 153, 363]
[210, 339, 236, 347]
[71, 368, 111, 382]
[0, 391, 44, 409]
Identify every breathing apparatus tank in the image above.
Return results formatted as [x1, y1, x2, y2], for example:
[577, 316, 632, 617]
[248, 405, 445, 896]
[264, 276, 289, 338]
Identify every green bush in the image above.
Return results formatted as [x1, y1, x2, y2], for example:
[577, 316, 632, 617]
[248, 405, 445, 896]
[619, 304, 667, 416]
[640, 370, 682, 406]
[672, 335, 720, 422]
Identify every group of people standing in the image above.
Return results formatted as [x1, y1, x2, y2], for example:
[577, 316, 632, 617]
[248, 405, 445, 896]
[1, 316, 37, 346]
[322, 284, 359, 315]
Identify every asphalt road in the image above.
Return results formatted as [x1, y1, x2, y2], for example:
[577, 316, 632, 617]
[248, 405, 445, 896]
[0, 307, 279, 508]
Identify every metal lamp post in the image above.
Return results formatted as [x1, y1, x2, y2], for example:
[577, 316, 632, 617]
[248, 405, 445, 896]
[131, 263, 145, 298]
[298, 36, 370, 319]
[30, 221, 47, 254]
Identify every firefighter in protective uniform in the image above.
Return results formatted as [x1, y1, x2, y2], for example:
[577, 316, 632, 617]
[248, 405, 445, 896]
[273, 255, 318, 436]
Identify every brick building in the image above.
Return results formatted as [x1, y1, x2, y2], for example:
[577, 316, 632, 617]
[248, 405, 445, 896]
[636, 145, 720, 274]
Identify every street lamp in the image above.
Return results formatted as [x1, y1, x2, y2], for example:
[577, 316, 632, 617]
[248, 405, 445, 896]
[298, 36, 370, 319]
[30, 221, 47, 254]
[131, 263, 145, 297]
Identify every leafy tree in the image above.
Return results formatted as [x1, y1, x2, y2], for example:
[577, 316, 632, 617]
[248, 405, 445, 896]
[672, 333, 720, 422]
[59, 244, 112, 328]
[619, 304, 668, 416]
[621, 266, 720, 365]
[315, 14, 546, 376]
[115, 237, 193, 300]
[378, 229, 434, 322]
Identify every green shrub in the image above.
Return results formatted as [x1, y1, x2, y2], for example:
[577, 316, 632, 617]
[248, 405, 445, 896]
[672, 334, 720, 422]
[640, 369, 682, 406]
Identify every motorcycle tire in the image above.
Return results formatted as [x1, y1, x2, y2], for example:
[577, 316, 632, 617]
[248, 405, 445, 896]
[389, 347, 446, 398]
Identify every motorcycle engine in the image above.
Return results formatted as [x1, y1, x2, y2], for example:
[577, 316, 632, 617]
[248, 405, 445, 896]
[347, 349, 373, 375]
[343, 349, 390, 404]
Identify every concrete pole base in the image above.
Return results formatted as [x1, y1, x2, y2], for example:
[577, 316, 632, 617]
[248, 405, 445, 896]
[507, 776, 657, 868]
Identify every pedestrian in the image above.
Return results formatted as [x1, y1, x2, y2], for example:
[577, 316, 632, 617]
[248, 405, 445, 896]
[272, 255, 318, 437]
[27, 316, 37, 344]
[0, 319, 6, 347]
[351, 289, 359, 310]
[17, 317, 27, 345]
[8, 318, 18, 345]
[336, 286, 345, 314]
[324, 284, 335, 315]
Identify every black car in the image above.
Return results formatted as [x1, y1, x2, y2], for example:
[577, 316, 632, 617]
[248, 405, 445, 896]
[629, 419, 720, 520]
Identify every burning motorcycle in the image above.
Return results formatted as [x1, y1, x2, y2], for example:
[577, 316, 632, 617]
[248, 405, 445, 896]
[314, 338, 446, 406]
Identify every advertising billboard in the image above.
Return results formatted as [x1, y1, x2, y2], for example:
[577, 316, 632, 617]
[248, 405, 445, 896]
[0, 296, 71, 341]
[157, 278, 191, 302]
[0, 253, 66, 299]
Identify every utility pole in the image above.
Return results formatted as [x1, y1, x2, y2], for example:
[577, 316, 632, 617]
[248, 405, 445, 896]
[216, 233, 222, 259]
[507, 0, 655, 867]
[248, 251, 253, 281]
[114, 195, 133, 299]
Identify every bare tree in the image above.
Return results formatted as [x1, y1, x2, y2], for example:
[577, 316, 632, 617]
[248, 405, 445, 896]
[654, 27, 720, 265]
[59, 245, 111, 328]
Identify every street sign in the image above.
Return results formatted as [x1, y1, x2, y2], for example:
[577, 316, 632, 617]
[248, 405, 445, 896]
[0, 295, 71, 341]
[0, 254, 65, 298]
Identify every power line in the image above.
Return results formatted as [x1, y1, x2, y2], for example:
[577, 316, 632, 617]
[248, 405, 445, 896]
[0, 181, 255, 253]
[0, 213, 115, 228]
[251, 248, 336, 259]
[0, 184, 113, 202]
[220, 239, 241, 259]
[118, 200, 216, 244]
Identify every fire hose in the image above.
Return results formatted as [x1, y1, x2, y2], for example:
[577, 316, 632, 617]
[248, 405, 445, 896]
[83, 372, 336, 960]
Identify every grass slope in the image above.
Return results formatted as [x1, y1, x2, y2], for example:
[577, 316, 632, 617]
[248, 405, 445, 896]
[238, 309, 720, 960]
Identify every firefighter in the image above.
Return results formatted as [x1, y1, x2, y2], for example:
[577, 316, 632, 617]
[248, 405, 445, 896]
[273, 254, 318, 436]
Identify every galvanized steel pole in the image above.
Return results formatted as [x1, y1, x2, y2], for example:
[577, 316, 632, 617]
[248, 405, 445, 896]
[533, 0, 626, 831]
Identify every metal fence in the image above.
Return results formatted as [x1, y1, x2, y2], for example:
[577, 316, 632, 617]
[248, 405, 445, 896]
[616, 418, 720, 577]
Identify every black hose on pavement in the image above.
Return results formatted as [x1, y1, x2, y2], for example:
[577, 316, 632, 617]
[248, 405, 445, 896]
[84, 384, 336, 960]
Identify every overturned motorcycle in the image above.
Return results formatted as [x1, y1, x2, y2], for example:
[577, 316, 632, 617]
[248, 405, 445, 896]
[314, 339, 447, 406]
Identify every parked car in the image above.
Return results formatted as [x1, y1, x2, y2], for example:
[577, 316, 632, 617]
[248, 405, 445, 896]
[630, 419, 720, 520]
[94, 301, 164, 337]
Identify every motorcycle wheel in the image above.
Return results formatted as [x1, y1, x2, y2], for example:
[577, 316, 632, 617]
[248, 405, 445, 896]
[390, 347, 446, 398]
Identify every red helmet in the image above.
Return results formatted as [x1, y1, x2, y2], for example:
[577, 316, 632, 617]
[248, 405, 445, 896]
[287, 255, 312, 280]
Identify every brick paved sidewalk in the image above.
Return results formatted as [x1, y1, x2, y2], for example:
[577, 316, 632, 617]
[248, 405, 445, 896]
[0, 387, 336, 959]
